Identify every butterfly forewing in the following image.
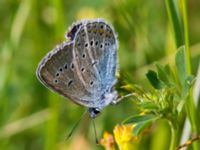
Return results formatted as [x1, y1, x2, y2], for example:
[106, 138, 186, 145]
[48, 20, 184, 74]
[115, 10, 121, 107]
[36, 42, 94, 106]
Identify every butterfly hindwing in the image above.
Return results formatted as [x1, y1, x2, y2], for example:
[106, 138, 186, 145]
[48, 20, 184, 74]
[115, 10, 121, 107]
[73, 19, 118, 106]
[36, 42, 94, 106]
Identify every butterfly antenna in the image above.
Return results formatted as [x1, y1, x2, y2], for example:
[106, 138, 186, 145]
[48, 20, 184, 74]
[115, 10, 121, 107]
[91, 118, 99, 145]
[65, 110, 87, 141]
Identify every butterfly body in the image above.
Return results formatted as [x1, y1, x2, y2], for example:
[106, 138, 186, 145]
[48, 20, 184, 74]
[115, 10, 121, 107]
[36, 19, 118, 117]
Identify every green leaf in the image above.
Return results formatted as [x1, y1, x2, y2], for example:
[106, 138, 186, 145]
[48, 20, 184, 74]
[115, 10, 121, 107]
[123, 114, 158, 124]
[146, 70, 165, 89]
[123, 114, 159, 136]
[175, 46, 187, 86]
[140, 102, 159, 110]
[156, 64, 171, 86]
[133, 121, 152, 136]
[177, 75, 195, 113]
[164, 64, 177, 86]
[177, 100, 185, 113]
[181, 75, 195, 99]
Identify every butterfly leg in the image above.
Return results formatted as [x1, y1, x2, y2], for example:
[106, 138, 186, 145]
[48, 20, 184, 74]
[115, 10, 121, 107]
[111, 93, 135, 105]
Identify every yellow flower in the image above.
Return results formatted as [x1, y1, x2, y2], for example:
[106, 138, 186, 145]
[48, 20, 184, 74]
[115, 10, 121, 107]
[100, 131, 116, 150]
[113, 124, 137, 150]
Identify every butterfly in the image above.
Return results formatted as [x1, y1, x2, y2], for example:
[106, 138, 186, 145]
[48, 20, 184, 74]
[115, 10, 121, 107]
[36, 19, 119, 118]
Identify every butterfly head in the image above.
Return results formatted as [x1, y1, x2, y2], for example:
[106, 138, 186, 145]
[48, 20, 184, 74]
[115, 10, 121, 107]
[88, 107, 101, 119]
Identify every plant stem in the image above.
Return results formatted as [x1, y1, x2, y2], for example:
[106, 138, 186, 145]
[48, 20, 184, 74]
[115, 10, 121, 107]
[181, 0, 196, 131]
[181, 0, 191, 74]
[169, 121, 177, 150]
[165, 0, 183, 48]
[44, 93, 59, 150]
[181, 0, 199, 149]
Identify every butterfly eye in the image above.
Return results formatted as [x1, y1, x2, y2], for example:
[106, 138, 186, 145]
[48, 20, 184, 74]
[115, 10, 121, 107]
[89, 108, 101, 118]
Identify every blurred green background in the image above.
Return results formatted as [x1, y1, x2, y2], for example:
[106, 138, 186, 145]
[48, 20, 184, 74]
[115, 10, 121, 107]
[0, 0, 200, 150]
